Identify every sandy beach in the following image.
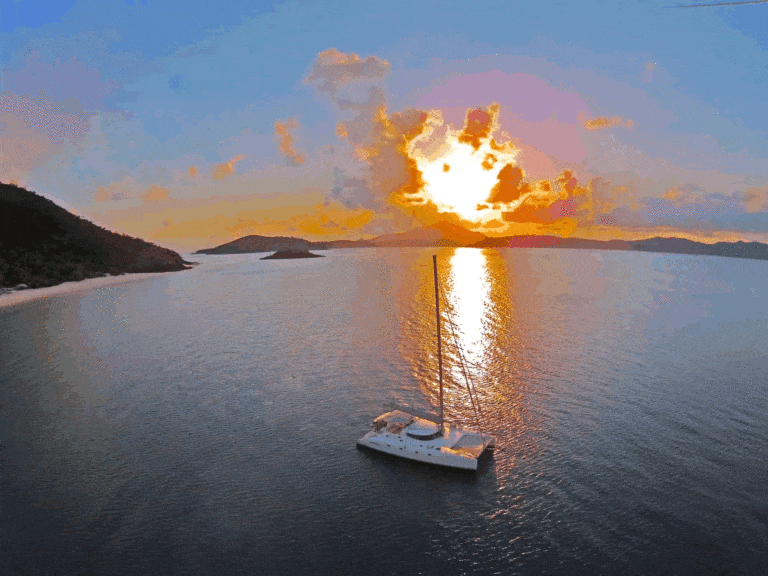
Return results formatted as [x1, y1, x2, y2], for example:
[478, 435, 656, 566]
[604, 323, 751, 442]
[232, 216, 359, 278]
[0, 271, 178, 310]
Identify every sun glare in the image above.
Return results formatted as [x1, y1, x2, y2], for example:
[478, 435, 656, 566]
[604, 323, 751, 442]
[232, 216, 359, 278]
[413, 128, 518, 222]
[446, 248, 490, 367]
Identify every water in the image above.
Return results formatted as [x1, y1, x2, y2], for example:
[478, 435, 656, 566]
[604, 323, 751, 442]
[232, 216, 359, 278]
[1, 247, 766, 575]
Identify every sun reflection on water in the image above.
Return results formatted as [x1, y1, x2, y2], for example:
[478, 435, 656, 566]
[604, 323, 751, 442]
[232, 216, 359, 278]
[396, 248, 535, 483]
[445, 248, 491, 370]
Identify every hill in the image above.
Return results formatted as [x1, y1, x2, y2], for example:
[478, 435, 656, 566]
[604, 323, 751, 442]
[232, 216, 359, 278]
[0, 183, 192, 289]
[194, 234, 374, 254]
[194, 222, 483, 254]
[195, 224, 768, 262]
[491, 235, 768, 260]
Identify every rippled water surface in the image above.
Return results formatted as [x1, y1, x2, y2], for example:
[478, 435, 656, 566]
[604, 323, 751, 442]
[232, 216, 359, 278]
[1, 248, 767, 575]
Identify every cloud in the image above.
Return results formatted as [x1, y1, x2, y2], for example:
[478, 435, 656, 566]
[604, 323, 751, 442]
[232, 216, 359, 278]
[0, 53, 126, 181]
[581, 114, 633, 131]
[0, 91, 92, 146]
[487, 166, 642, 233]
[313, 62, 432, 212]
[212, 154, 245, 180]
[305, 48, 390, 95]
[0, 113, 59, 183]
[228, 200, 375, 238]
[458, 104, 499, 151]
[94, 178, 135, 202]
[742, 185, 768, 213]
[487, 164, 531, 203]
[274, 118, 306, 166]
[663, 184, 705, 206]
[353, 106, 432, 208]
[95, 190, 388, 251]
[1, 52, 121, 112]
[187, 166, 198, 177]
[142, 185, 170, 202]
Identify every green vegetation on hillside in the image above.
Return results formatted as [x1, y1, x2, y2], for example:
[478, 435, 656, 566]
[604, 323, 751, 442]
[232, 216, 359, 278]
[0, 183, 191, 289]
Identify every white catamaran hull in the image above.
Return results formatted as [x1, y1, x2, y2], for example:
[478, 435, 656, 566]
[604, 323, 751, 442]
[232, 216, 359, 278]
[357, 410, 495, 471]
[359, 256, 496, 471]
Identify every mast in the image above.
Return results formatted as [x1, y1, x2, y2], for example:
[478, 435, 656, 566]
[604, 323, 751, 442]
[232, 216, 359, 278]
[433, 255, 444, 425]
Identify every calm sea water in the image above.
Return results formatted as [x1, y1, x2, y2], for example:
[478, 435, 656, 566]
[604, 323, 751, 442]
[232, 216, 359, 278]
[1, 247, 766, 575]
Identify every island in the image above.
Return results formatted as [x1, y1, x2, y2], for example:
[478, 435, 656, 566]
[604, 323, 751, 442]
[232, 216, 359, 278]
[0, 182, 193, 289]
[260, 249, 324, 260]
[196, 221, 768, 263]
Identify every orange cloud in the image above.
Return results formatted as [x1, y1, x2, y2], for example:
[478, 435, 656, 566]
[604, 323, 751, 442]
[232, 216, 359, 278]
[364, 107, 431, 207]
[212, 154, 245, 180]
[490, 168, 631, 233]
[305, 48, 390, 94]
[328, 81, 431, 210]
[228, 200, 375, 238]
[481, 153, 498, 170]
[487, 164, 531, 204]
[582, 114, 634, 130]
[742, 186, 768, 213]
[94, 190, 385, 251]
[187, 166, 198, 177]
[94, 179, 134, 202]
[274, 118, 306, 166]
[458, 104, 499, 150]
[142, 185, 169, 202]
[663, 184, 704, 206]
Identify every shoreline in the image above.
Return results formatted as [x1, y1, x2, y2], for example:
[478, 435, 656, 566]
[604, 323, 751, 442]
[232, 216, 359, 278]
[0, 271, 179, 310]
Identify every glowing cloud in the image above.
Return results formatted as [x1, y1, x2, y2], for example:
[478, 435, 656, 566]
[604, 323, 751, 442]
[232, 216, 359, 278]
[212, 154, 245, 180]
[274, 118, 306, 166]
[187, 166, 198, 177]
[487, 164, 530, 204]
[582, 114, 634, 130]
[458, 105, 498, 150]
[410, 104, 518, 223]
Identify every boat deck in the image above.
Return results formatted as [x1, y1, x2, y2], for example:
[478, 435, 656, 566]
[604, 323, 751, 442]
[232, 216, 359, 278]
[358, 410, 495, 470]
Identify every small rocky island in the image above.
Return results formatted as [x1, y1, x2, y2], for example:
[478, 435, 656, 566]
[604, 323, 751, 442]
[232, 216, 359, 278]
[260, 249, 324, 260]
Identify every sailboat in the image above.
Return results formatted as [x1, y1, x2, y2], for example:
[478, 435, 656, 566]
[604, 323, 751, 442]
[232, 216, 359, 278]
[357, 255, 496, 471]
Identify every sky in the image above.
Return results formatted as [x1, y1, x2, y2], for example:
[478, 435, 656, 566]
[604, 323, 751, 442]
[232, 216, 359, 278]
[1, 0, 767, 251]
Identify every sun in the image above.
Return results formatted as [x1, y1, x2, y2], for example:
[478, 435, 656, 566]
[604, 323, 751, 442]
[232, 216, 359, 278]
[412, 126, 518, 223]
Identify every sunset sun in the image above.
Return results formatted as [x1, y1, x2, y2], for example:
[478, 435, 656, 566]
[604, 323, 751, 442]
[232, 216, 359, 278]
[410, 108, 519, 224]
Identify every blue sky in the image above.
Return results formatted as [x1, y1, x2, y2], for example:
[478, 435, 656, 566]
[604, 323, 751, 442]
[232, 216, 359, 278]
[1, 0, 767, 249]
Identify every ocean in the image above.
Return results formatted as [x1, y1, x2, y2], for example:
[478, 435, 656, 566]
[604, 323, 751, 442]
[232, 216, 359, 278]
[1, 247, 766, 575]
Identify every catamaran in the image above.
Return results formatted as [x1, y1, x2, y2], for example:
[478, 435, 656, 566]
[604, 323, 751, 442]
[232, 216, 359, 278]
[357, 255, 496, 471]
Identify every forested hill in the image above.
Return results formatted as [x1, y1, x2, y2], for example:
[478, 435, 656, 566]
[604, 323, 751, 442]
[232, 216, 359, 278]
[0, 183, 191, 289]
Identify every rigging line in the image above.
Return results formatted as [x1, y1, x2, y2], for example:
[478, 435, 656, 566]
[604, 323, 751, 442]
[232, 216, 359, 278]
[436, 280, 476, 413]
[440, 291, 490, 445]
[438, 312, 486, 369]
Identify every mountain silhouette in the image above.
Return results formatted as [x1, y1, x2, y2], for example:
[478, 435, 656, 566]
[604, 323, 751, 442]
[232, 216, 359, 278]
[196, 222, 768, 262]
[1, 183, 191, 289]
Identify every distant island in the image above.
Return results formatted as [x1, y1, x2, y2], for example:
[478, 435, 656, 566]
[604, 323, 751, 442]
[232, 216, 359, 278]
[196, 221, 768, 262]
[0, 183, 192, 289]
[260, 249, 323, 260]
